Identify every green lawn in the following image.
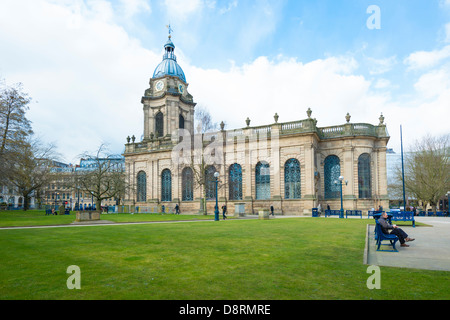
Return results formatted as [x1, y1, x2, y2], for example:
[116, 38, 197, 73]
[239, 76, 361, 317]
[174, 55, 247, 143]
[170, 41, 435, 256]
[0, 210, 217, 227]
[0, 214, 448, 300]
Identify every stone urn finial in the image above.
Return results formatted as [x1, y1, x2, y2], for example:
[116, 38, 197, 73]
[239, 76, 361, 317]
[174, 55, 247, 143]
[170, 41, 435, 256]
[220, 121, 225, 131]
[379, 113, 385, 125]
[345, 112, 351, 123]
[246, 117, 251, 127]
[307, 108, 312, 118]
[131, 135, 136, 143]
[274, 113, 279, 123]
[127, 136, 130, 143]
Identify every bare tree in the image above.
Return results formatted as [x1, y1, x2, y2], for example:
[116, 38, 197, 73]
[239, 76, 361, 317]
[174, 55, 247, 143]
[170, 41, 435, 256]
[194, 105, 218, 133]
[395, 133, 450, 212]
[0, 82, 33, 184]
[7, 136, 59, 210]
[76, 144, 125, 212]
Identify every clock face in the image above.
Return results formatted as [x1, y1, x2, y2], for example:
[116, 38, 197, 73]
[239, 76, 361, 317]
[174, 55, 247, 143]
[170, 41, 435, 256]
[178, 84, 184, 94]
[155, 80, 164, 91]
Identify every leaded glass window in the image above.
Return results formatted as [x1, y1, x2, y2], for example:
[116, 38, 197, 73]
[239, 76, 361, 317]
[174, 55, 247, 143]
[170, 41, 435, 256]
[161, 169, 172, 202]
[179, 114, 185, 129]
[182, 167, 193, 201]
[284, 158, 301, 199]
[229, 163, 242, 200]
[324, 155, 340, 199]
[205, 166, 216, 200]
[358, 153, 371, 199]
[255, 162, 270, 200]
[136, 171, 147, 202]
[155, 112, 164, 138]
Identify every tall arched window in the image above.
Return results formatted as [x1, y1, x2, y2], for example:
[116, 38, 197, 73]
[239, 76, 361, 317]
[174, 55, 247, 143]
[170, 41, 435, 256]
[136, 171, 147, 202]
[229, 163, 242, 200]
[205, 166, 216, 200]
[182, 167, 193, 201]
[324, 155, 340, 199]
[255, 161, 270, 200]
[155, 112, 164, 138]
[179, 114, 185, 129]
[284, 158, 301, 199]
[358, 153, 372, 199]
[161, 169, 172, 202]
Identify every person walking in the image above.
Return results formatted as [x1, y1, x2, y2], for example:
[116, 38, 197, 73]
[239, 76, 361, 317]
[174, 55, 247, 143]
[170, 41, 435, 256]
[270, 205, 274, 216]
[175, 204, 180, 214]
[222, 204, 227, 220]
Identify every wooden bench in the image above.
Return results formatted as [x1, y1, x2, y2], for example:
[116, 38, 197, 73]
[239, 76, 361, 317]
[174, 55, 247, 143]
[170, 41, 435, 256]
[389, 211, 415, 227]
[374, 221, 399, 252]
[325, 210, 343, 218]
[345, 210, 362, 219]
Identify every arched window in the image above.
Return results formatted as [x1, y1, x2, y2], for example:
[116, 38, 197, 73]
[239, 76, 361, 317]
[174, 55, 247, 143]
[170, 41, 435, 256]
[358, 153, 372, 199]
[182, 167, 193, 201]
[229, 163, 242, 200]
[205, 166, 216, 200]
[255, 161, 270, 200]
[136, 171, 147, 202]
[284, 158, 301, 199]
[161, 169, 172, 201]
[179, 114, 185, 129]
[324, 155, 340, 199]
[155, 112, 164, 138]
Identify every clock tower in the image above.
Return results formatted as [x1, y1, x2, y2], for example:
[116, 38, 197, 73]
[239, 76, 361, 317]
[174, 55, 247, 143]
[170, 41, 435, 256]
[141, 31, 196, 141]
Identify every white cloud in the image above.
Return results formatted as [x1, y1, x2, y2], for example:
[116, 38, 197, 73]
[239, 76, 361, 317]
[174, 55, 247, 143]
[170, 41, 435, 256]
[219, 0, 238, 14]
[119, 0, 151, 18]
[0, 0, 159, 162]
[0, 0, 448, 163]
[366, 56, 397, 75]
[440, 0, 450, 7]
[404, 45, 450, 70]
[374, 79, 391, 89]
[163, 0, 206, 21]
[186, 55, 382, 131]
[445, 23, 450, 43]
[414, 64, 450, 98]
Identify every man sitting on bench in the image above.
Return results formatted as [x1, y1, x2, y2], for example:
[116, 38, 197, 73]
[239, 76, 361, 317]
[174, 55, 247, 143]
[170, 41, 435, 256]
[379, 212, 415, 247]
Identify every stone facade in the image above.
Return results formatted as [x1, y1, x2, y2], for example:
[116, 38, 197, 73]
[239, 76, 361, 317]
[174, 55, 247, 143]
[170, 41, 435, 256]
[123, 37, 390, 216]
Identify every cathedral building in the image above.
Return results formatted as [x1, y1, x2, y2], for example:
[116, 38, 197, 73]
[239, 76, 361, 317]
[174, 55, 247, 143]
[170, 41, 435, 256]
[123, 33, 390, 215]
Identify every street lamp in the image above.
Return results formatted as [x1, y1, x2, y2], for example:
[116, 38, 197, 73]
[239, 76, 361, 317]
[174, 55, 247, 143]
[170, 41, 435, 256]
[334, 176, 348, 218]
[446, 191, 450, 213]
[214, 171, 220, 221]
[55, 192, 59, 210]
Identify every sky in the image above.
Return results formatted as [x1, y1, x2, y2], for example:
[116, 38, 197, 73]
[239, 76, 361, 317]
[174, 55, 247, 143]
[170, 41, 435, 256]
[1, 0, 449, 163]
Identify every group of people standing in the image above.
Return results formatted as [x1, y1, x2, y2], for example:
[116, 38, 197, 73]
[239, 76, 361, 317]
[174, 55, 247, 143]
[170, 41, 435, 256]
[173, 203, 228, 219]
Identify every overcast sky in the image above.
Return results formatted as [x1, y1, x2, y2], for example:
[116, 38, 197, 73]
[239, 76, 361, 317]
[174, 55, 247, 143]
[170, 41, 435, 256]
[1, 0, 450, 163]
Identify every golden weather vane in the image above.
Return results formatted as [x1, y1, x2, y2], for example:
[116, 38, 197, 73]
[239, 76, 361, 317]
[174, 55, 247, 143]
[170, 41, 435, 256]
[166, 24, 173, 38]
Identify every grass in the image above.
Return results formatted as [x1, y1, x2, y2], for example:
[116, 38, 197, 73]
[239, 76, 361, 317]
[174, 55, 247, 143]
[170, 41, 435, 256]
[0, 210, 217, 227]
[0, 212, 448, 300]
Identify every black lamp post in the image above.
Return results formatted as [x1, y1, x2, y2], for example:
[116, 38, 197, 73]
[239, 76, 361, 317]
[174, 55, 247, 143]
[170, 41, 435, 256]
[334, 176, 348, 218]
[214, 171, 220, 221]
[447, 191, 450, 213]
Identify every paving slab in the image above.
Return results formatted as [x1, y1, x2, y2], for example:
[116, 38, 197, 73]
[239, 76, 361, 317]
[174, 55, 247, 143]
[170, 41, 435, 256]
[366, 217, 450, 272]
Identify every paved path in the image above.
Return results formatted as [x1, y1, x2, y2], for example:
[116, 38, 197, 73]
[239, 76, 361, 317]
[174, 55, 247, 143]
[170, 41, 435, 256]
[366, 217, 450, 272]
